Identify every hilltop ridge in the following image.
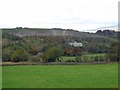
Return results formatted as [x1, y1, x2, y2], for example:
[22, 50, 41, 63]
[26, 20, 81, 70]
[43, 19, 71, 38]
[2, 27, 103, 38]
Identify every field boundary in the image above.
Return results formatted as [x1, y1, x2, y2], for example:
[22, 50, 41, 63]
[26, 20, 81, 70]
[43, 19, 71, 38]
[1, 61, 118, 66]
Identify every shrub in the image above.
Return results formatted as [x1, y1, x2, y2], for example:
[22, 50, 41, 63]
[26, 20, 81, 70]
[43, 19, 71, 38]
[2, 51, 11, 62]
[82, 56, 89, 62]
[30, 56, 40, 62]
[99, 55, 104, 61]
[105, 54, 118, 62]
[42, 47, 63, 62]
[75, 56, 82, 62]
[11, 50, 30, 62]
[94, 56, 99, 62]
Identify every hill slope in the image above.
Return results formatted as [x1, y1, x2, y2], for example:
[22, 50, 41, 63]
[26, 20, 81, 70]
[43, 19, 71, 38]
[2, 28, 104, 39]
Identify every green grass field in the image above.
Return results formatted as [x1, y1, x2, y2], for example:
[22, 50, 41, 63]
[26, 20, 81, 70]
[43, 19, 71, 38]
[2, 64, 118, 88]
[60, 53, 106, 61]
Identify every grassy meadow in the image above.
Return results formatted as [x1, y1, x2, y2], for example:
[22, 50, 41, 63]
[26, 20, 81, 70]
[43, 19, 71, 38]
[2, 63, 118, 88]
[60, 53, 106, 62]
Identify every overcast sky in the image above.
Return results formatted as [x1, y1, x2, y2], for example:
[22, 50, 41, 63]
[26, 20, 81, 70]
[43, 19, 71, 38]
[0, 0, 119, 32]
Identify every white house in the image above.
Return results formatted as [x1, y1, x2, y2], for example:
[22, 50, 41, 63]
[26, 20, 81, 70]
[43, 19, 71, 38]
[69, 41, 83, 47]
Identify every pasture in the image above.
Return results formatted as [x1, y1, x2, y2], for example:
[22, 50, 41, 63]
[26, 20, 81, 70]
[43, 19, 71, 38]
[60, 53, 106, 62]
[2, 63, 118, 88]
